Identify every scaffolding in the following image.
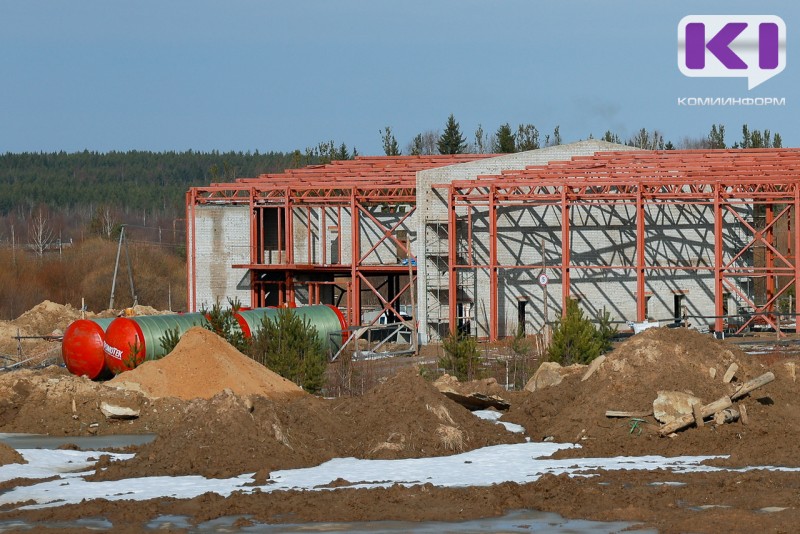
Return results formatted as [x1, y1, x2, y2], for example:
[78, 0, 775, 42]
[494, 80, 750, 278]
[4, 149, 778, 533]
[186, 155, 494, 337]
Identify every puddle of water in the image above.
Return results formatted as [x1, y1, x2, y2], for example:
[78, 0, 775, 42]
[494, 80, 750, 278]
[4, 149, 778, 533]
[0, 510, 655, 533]
[0, 433, 155, 451]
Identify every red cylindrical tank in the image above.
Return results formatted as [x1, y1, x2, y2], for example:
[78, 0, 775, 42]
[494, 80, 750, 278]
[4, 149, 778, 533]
[103, 317, 147, 375]
[61, 318, 114, 380]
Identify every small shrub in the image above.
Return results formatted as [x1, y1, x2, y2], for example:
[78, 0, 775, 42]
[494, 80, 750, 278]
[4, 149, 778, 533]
[548, 298, 604, 365]
[201, 298, 248, 353]
[158, 326, 182, 357]
[596, 306, 618, 354]
[247, 307, 327, 394]
[440, 330, 483, 381]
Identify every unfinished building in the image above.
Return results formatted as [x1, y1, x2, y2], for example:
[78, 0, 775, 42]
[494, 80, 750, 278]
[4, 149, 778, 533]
[186, 141, 800, 345]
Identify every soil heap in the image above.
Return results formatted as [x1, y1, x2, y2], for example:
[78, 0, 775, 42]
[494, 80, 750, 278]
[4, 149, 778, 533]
[0, 301, 83, 360]
[505, 327, 795, 464]
[110, 327, 304, 401]
[0, 442, 25, 466]
[93, 367, 524, 481]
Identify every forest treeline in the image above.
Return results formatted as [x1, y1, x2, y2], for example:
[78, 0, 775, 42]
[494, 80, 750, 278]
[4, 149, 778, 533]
[0, 150, 302, 216]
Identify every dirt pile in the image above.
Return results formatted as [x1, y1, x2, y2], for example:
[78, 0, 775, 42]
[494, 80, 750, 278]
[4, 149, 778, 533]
[332, 368, 523, 459]
[0, 300, 84, 359]
[505, 327, 796, 463]
[0, 366, 188, 436]
[93, 367, 523, 480]
[110, 327, 304, 401]
[0, 442, 25, 466]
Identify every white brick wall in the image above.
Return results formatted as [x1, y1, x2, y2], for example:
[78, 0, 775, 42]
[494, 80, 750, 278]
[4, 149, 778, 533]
[192, 205, 251, 310]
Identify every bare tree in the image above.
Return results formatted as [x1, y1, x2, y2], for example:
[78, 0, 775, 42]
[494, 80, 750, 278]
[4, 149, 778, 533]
[407, 130, 440, 155]
[28, 208, 54, 258]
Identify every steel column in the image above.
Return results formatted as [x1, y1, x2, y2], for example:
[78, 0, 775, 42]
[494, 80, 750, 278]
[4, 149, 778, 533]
[489, 185, 498, 340]
[635, 187, 646, 322]
[561, 187, 571, 315]
[714, 185, 725, 333]
[448, 186, 458, 333]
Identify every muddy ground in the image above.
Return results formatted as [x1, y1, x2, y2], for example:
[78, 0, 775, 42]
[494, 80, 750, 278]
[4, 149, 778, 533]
[0, 314, 799, 532]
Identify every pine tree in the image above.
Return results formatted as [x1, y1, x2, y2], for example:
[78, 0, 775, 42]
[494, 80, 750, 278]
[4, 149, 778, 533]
[548, 299, 604, 365]
[247, 307, 327, 393]
[380, 126, 401, 156]
[515, 124, 540, 151]
[493, 123, 516, 153]
[440, 330, 483, 381]
[437, 114, 467, 154]
[708, 124, 726, 149]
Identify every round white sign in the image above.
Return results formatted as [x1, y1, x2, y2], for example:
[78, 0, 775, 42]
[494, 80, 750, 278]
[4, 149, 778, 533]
[538, 273, 548, 286]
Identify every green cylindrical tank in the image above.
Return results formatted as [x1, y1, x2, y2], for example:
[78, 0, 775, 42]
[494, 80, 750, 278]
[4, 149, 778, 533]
[234, 305, 346, 350]
[103, 313, 205, 374]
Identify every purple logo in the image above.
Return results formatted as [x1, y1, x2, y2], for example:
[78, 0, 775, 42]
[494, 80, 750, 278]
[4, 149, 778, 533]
[678, 15, 786, 89]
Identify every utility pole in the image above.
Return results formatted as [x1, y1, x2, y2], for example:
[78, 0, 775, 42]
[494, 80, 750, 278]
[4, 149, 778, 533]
[109, 225, 125, 310]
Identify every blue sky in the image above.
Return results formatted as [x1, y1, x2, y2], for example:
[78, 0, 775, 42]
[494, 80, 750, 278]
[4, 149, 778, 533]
[1, 1, 797, 154]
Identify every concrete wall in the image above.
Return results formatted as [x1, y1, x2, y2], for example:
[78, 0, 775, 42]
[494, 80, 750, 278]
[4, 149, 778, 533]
[471, 202, 751, 340]
[415, 140, 641, 342]
[415, 141, 754, 342]
[192, 205, 251, 310]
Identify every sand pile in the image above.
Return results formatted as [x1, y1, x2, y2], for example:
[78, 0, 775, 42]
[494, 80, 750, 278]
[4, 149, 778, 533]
[13, 300, 83, 335]
[110, 327, 304, 401]
[506, 327, 790, 461]
[90, 391, 338, 480]
[0, 300, 83, 358]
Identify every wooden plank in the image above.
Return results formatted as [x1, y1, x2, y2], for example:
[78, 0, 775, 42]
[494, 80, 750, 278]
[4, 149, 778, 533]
[723, 363, 739, 384]
[605, 410, 652, 418]
[739, 403, 749, 425]
[731, 372, 775, 401]
[659, 395, 732, 436]
[692, 403, 704, 428]
[582, 355, 606, 382]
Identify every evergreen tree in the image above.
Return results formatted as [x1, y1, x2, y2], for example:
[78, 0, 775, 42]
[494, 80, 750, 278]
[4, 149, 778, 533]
[493, 123, 516, 153]
[551, 125, 562, 146]
[440, 330, 483, 381]
[708, 124, 726, 149]
[548, 299, 604, 365]
[515, 124, 540, 151]
[380, 126, 401, 156]
[474, 124, 488, 154]
[247, 307, 327, 393]
[437, 114, 467, 154]
[410, 134, 424, 156]
[201, 298, 248, 353]
[601, 130, 621, 144]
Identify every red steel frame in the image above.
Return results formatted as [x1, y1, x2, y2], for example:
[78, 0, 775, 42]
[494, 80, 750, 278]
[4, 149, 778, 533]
[186, 155, 494, 329]
[438, 149, 800, 340]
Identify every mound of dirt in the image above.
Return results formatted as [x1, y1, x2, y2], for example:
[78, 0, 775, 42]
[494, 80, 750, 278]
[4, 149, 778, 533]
[93, 367, 524, 480]
[13, 300, 83, 335]
[332, 368, 523, 459]
[0, 442, 25, 466]
[110, 327, 304, 401]
[90, 391, 338, 480]
[505, 327, 792, 462]
[0, 300, 83, 359]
